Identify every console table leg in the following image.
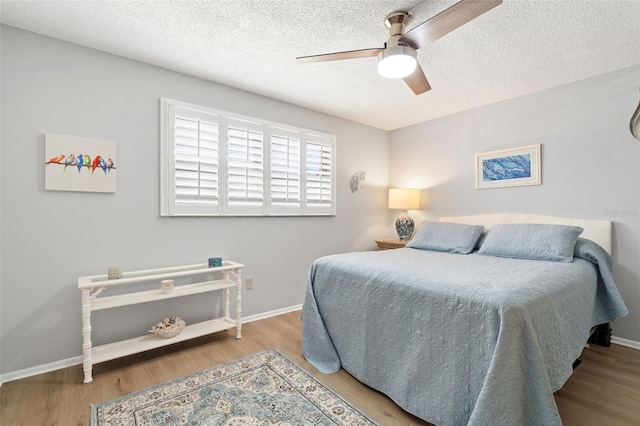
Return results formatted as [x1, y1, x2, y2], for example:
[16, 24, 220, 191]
[81, 289, 93, 383]
[224, 290, 230, 320]
[235, 268, 242, 339]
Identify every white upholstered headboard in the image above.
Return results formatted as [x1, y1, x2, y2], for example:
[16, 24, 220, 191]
[440, 213, 612, 255]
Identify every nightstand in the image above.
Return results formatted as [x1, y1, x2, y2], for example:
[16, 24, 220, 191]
[375, 239, 408, 250]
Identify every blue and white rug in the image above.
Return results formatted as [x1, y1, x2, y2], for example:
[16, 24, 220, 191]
[91, 348, 377, 425]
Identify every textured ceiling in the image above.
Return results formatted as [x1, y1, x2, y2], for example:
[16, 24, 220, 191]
[2, 0, 639, 130]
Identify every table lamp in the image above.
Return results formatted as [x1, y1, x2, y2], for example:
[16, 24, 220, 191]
[388, 188, 420, 240]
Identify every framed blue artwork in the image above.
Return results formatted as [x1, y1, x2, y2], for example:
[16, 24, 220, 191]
[475, 144, 541, 189]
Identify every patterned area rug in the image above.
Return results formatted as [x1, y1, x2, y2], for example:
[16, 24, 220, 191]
[91, 348, 377, 425]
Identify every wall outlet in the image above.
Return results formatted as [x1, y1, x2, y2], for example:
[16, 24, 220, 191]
[246, 276, 254, 290]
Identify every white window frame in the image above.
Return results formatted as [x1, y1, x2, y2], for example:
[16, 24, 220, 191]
[161, 98, 336, 216]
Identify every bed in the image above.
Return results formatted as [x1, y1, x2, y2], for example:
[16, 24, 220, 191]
[301, 214, 628, 426]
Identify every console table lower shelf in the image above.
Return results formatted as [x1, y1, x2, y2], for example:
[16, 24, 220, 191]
[91, 317, 237, 365]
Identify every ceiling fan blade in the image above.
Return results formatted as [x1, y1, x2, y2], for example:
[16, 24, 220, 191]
[296, 47, 384, 64]
[400, 0, 502, 49]
[403, 64, 431, 95]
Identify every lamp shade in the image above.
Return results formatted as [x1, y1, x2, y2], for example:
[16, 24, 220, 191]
[377, 46, 417, 79]
[388, 188, 420, 209]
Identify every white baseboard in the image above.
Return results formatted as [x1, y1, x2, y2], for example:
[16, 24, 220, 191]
[611, 335, 640, 350]
[241, 304, 302, 324]
[0, 304, 304, 387]
[0, 355, 83, 388]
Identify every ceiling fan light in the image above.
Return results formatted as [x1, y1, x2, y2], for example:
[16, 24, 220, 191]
[377, 45, 417, 79]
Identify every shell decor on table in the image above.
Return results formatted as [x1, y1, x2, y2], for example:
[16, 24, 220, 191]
[149, 316, 186, 339]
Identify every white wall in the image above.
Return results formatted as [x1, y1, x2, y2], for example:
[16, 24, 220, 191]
[389, 65, 640, 343]
[0, 30, 3, 377]
[0, 26, 389, 375]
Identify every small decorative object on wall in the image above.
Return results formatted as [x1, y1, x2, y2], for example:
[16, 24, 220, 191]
[388, 188, 420, 240]
[630, 88, 640, 141]
[475, 144, 541, 189]
[45, 133, 117, 193]
[350, 171, 366, 193]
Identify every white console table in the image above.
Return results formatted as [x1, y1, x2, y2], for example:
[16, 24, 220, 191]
[78, 261, 243, 383]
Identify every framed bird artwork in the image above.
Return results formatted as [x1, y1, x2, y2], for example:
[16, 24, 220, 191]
[45, 133, 117, 193]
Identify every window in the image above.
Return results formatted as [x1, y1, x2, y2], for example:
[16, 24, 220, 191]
[270, 128, 301, 209]
[161, 98, 336, 216]
[306, 137, 333, 207]
[226, 118, 264, 214]
[169, 107, 219, 214]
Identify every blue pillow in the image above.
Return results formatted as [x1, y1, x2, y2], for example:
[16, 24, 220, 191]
[474, 229, 489, 251]
[406, 221, 484, 254]
[478, 223, 583, 263]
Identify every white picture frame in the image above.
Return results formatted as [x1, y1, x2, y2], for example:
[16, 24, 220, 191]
[475, 144, 541, 189]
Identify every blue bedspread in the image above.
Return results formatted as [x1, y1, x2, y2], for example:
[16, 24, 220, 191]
[301, 239, 628, 425]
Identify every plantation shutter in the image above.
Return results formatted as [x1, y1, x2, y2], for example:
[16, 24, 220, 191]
[270, 128, 301, 210]
[162, 98, 335, 216]
[305, 136, 333, 210]
[226, 118, 264, 213]
[169, 106, 219, 215]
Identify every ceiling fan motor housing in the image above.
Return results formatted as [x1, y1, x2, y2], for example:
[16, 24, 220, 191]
[385, 11, 414, 46]
[377, 11, 418, 79]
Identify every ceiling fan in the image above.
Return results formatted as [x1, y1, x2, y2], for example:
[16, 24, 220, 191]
[296, 0, 502, 95]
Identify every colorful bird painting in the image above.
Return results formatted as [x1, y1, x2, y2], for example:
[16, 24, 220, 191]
[44, 133, 116, 193]
[98, 157, 107, 174]
[91, 155, 102, 174]
[46, 151, 115, 176]
[63, 154, 76, 173]
[45, 154, 65, 165]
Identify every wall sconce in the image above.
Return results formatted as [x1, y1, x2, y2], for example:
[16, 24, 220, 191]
[388, 188, 420, 240]
[631, 88, 640, 141]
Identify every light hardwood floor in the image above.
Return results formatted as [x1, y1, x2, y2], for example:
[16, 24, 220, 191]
[1, 311, 639, 425]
